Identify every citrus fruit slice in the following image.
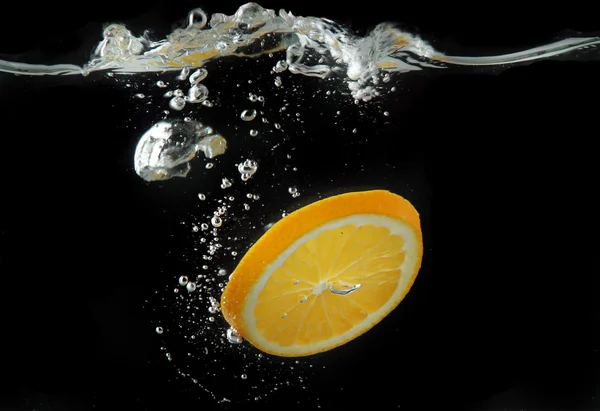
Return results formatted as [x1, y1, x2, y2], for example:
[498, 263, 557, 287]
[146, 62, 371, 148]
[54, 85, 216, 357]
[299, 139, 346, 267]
[220, 190, 423, 357]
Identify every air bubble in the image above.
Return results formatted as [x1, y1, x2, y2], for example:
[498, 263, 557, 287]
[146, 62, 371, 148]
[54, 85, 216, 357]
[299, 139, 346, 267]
[238, 159, 258, 177]
[134, 93, 145, 99]
[249, 129, 258, 137]
[189, 68, 208, 85]
[179, 275, 189, 286]
[241, 374, 248, 380]
[169, 96, 186, 111]
[274, 76, 282, 87]
[156, 326, 164, 334]
[188, 84, 209, 103]
[274, 60, 288, 72]
[186, 282, 197, 292]
[226, 327, 243, 344]
[206, 163, 214, 169]
[176, 67, 190, 81]
[198, 193, 206, 200]
[211, 216, 223, 227]
[217, 268, 227, 276]
[240, 109, 257, 121]
[156, 80, 167, 88]
[221, 177, 232, 189]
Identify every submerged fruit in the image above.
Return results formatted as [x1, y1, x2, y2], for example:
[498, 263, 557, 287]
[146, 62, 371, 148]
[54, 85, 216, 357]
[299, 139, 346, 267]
[221, 190, 423, 357]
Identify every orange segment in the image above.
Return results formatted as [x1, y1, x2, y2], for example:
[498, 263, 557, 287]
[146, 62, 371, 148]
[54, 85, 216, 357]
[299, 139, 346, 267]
[220, 190, 423, 357]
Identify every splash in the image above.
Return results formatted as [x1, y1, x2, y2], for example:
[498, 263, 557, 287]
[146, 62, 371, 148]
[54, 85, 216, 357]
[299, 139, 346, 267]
[1, 2, 599, 102]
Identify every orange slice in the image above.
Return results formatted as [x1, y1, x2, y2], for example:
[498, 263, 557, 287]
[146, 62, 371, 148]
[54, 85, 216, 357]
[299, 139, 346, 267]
[220, 190, 423, 357]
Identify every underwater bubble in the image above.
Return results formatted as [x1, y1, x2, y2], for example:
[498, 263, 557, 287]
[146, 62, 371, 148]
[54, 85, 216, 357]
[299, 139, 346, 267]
[134, 120, 222, 182]
[217, 268, 227, 276]
[169, 96, 186, 111]
[197, 135, 227, 159]
[155, 326, 164, 334]
[274, 76, 282, 87]
[179, 275, 189, 286]
[249, 129, 258, 137]
[155, 80, 167, 88]
[186, 282, 197, 292]
[189, 68, 208, 85]
[226, 327, 243, 344]
[241, 374, 248, 380]
[198, 193, 206, 200]
[273, 60, 288, 73]
[188, 84, 209, 103]
[221, 178, 232, 189]
[240, 109, 257, 121]
[176, 67, 190, 81]
[237, 159, 258, 176]
[211, 216, 223, 227]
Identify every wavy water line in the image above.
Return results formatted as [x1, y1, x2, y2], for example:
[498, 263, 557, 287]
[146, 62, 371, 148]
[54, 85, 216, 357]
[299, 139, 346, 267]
[0, 2, 598, 100]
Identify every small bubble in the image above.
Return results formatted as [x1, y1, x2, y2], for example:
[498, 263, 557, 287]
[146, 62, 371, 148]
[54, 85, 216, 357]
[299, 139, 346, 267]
[352, 128, 358, 133]
[176, 67, 190, 81]
[169, 96, 186, 111]
[240, 109, 257, 121]
[188, 84, 209, 103]
[299, 295, 308, 303]
[249, 129, 258, 137]
[281, 313, 287, 318]
[274, 76, 282, 87]
[292, 279, 299, 285]
[192, 225, 199, 232]
[218, 268, 227, 276]
[274, 60, 288, 73]
[198, 193, 206, 200]
[248, 94, 258, 102]
[288, 187, 298, 195]
[221, 177, 232, 189]
[211, 216, 223, 227]
[243, 203, 250, 210]
[383, 111, 390, 117]
[226, 327, 243, 344]
[201, 223, 209, 230]
[156, 80, 167, 88]
[274, 123, 281, 130]
[238, 159, 258, 177]
[208, 316, 215, 322]
[189, 68, 208, 85]
[174, 89, 184, 97]
[232, 251, 238, 256]
[134, 93, 145, 99]
[186, 282, 197, 292]
[241, 374, 248, 380]
[258, 96, 264, 102]
[156, 326, 164, 334]
[179, 276, 189, 286]
[206, 163, 214, 169]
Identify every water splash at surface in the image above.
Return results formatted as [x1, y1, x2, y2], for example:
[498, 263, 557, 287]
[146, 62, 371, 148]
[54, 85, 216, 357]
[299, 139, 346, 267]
[1, 2, 599, 101]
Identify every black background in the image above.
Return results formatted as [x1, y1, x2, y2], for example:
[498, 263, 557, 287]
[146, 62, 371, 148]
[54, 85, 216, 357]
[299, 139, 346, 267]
[0, 1, 597, 410]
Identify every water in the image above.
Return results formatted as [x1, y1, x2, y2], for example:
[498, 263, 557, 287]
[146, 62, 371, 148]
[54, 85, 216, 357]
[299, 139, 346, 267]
[2, 2, 597, 409]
